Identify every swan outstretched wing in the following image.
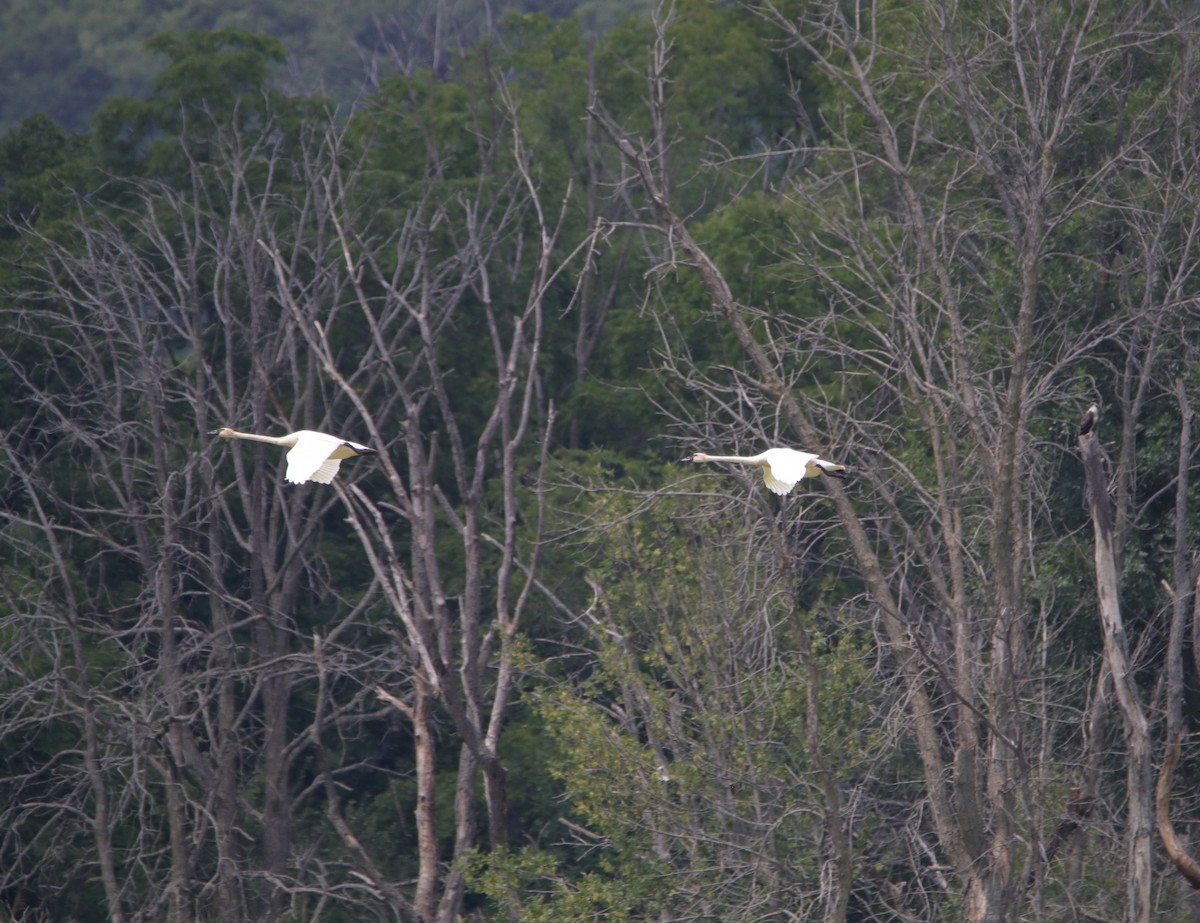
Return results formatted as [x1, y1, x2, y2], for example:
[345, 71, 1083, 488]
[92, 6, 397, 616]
[761, 471, 795, 494]
[761, 448, 817, 494]
[306, 457, 344, 484]
[285, 432, 344, 484]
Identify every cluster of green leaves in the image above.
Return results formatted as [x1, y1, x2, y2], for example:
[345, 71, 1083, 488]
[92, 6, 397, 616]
[466, 488, 885, 920]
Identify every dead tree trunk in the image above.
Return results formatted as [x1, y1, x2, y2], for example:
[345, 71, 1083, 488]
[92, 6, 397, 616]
[1078, 406, 1153, 923]
[1155, 382, 1200, 889]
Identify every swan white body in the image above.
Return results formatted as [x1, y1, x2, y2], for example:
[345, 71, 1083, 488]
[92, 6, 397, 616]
[683, 447, 846, 495]
[212, 427, 377, 484]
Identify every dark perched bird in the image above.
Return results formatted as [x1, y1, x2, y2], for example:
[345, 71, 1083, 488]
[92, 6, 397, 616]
[1079, 403, 1099, 436]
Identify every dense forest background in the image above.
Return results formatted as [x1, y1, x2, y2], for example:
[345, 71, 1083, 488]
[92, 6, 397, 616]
[0, 0, 653, 132]
[4, 1, 1200, 922]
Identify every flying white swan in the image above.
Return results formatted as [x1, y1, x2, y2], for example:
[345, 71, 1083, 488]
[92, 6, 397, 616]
[211, 427, 377, 484]
[683, 447, 847, 495]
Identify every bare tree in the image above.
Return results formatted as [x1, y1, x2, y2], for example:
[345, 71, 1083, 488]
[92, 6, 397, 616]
[0, 89, 576, 921]
[255, 99, 582, 920]
[582, 1, 1200, 921]
[1079, 407, 1153, 922]
[0, 116, 402, 920]
[1155, 381, 1200, 893]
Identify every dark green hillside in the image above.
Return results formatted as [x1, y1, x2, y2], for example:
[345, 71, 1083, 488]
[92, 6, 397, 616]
[0, 0, 653, 132]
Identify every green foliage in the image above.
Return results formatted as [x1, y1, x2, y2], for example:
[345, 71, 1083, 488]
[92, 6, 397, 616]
[502, 13, 591, 182]
[466, 490, 885, 920]
[91, 29, 294, 177]
[467, 844, 661, 923]
[0, 115, 93, 237]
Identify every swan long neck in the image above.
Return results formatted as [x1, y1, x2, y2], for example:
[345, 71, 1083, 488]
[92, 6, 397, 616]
[696, 453, 764, 465]
[227, 430, 294, 448]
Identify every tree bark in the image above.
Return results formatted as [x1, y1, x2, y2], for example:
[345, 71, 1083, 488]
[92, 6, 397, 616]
[1079, 411, 1152, 923]
[1156, 381, 1200, 889]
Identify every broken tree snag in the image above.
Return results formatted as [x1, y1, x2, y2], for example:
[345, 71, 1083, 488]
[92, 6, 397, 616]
[1155, 380, 1200, 890]
[1079, 412, 1127, 672]
[1078, 407, 1154, 923]
[1156, 729, 1200, 889]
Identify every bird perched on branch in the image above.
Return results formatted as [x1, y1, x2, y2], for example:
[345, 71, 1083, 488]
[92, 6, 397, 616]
[1079, 403, 1099, 436]
[682, 447, 847, 495]
[211, 427, 377, 484]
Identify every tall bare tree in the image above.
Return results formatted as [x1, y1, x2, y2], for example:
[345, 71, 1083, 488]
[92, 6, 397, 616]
[256, 99, 579, 920]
